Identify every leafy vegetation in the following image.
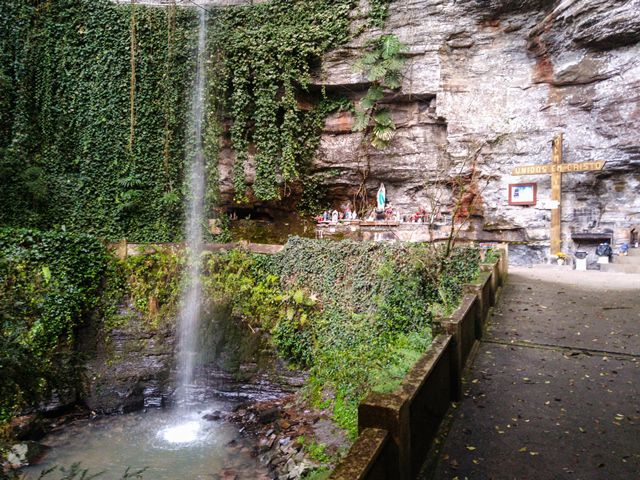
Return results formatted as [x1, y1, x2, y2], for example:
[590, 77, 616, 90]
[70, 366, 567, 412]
[1, 463, 147, 480]
[102, 249, 183, 334]
[0, 229, 108, 422]
[0, 229, 186, 431]
[483, 247, 501, 264]
[368, 0, 394, 28]
[201, 237, 480, 437]
[353, 34, 406, 149]
[0, 231, 479, 448]
[0, 0, 197, 241]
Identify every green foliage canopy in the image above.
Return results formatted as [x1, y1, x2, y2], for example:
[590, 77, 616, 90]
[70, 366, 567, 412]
[0, 0, 197, 241]
[201, 237, 480, 437]
[353, 34, 406, 149]
[0, 0, 397, 237]
[0, 228, 108, 421]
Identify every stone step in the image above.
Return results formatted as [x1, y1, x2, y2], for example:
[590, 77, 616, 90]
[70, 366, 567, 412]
[599, 263, 640, 274]
[614, 254, 640, 265]
[627, 247, 640, 257]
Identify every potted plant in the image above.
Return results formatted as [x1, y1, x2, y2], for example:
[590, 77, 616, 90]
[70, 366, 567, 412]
[555, 252, 568, 265]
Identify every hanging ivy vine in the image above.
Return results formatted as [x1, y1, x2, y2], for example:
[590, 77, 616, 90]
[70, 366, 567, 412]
[0, 0, 197, 242]
[368, 0, 394, 28]
[207, 0, 361, 203]
[0, 0, 396, 238]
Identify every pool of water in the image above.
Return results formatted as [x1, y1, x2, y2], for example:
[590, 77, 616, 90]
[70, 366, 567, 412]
[24, 401, 268, 479]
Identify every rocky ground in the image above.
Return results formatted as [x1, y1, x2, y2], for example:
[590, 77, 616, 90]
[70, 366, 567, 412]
[219, 393, 350, 480]
[3, 393, 348, 480]
[424, 265, 640, 479]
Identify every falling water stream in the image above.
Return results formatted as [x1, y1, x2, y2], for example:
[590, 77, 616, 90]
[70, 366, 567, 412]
[24, 6, 270, 478]
[176, 0, 207, 411]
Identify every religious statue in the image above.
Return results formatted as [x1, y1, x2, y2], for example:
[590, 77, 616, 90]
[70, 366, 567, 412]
[376, 183, 386, 211]
[374, 183, 387, 220]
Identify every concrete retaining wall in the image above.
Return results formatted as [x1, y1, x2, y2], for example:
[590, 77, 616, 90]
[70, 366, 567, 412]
[109, 241, 283, 258]
[330, 246, 507, 480]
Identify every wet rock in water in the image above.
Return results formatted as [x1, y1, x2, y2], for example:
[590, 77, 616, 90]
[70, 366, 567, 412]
[258, 407, 280, 424]
[278, 436, 291, 446]
[232, 401, 252, 413]
[38, 390, 77, 416]
[254, 474, 273, 480]
[277, 419, 291, 430]
[9, 414, 44, 440]
[258, 436, 273, 453]
[203, 410, 222, 421]
[217, 468, 238, 480]
[6, 441, 44, 467]
[259, 449, 276, 465]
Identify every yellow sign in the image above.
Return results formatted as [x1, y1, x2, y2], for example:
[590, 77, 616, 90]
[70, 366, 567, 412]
[512, 161, 605, 176]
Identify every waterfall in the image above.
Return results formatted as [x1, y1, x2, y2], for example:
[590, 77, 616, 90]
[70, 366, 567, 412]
[176, 5, 207, 408]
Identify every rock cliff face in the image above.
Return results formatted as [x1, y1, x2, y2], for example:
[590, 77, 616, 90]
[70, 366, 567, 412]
[212, 0, 639, 262]
[302, 0, 640, 262]
[79, 299, 300, 414]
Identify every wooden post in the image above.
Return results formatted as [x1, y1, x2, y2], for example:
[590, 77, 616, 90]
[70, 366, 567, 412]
[550, 134, 562, 254]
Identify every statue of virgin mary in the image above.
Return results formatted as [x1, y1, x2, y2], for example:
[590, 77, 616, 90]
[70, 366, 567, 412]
[376, 183, 386, 211]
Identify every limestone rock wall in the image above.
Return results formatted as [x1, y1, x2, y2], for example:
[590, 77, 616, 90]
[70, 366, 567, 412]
[308, 0, 640, 261]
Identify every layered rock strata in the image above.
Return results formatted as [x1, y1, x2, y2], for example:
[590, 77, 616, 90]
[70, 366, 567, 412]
[218, 0, 640, 263]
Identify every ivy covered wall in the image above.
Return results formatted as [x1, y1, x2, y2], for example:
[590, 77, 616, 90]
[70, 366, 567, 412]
[0, 0, 393, 240]
[206, 0, 392, 207]
[0, 0, 197, 241]
[206, 0, 357, 204]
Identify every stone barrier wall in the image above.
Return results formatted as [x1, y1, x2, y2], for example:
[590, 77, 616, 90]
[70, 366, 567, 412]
[109, 241, 284, 259]
[330, 246, 508, 480]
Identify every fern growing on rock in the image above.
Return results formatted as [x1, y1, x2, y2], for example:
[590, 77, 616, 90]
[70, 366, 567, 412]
[353, 34, 406, 149]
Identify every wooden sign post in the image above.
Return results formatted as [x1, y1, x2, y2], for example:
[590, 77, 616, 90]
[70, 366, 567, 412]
[511, 133, 606, 254]
[550, 134, 562, 255]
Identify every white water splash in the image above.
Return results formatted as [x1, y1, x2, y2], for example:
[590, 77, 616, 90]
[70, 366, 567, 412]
[159, 421, 202, 444]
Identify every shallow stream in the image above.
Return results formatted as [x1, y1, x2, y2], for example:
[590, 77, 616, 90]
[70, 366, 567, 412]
[24, 401, 268, 479]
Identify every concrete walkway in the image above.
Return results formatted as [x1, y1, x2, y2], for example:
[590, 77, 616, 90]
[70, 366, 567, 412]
[427, 266, 640, 480]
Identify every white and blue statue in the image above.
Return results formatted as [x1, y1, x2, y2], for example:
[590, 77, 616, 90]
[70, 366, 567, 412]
[376, 183, 386, 211]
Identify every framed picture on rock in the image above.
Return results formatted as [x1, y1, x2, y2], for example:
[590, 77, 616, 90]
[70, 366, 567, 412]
[509, 183, 537, 206]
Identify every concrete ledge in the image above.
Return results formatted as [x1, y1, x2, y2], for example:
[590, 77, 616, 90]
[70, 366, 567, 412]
[436, 294, 480, 400]
[109, 241, 284, 258]
[355, 334, 453, 480]
[463, 270, 492, 324]
[331, 428, 393, 480]
[480, 259, 500, 304]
